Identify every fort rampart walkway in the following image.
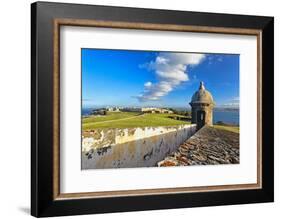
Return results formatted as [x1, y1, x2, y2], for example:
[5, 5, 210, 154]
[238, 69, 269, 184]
[158, 125, 239, 166]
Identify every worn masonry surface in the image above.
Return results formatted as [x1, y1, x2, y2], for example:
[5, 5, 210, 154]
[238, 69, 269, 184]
[82, 124, 197, 169]
[158, 125, 239, 167]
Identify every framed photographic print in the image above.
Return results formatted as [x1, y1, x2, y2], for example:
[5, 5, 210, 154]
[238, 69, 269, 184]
[31, 1, 274, 217]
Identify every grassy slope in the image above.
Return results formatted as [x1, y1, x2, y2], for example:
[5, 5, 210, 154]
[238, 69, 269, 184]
[214, 125, 239, 133]
[82, 112, 190, 130]
[83, 112, 139, 123]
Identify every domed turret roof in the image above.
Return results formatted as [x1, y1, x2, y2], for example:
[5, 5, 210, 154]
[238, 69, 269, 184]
[191, 82, 214, 104]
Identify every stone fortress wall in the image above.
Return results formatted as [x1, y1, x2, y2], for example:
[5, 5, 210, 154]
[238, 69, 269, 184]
[82, 124, 197, 169]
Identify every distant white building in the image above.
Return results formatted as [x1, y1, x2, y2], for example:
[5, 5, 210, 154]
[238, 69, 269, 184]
[141, 107, 173, 114]
[113, 107, 173, 114]
[124, 107, 142, 112]
[106, 107, 120, 112]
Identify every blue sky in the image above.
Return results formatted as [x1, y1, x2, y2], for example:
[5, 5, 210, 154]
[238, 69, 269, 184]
[82, 48, 239, 108]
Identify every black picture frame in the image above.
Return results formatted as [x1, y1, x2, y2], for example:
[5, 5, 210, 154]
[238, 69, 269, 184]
[31, 1, 274, 217]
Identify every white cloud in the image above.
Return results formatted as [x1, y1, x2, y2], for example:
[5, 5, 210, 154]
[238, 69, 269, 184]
[222, 97, 240, 108]
[136, 52, 205, 102]
[233, 96, 239, 101]
[144, 81, 152, 87]
[207, 54, 224, 65]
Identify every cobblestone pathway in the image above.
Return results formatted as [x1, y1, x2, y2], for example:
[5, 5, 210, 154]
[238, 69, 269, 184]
[158, 125, 239, 167]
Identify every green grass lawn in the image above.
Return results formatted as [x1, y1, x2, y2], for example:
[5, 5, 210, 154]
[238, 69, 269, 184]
[214, 125, 239, 133]
[83, 112, 139, 124]
[82, 112, 190, 130]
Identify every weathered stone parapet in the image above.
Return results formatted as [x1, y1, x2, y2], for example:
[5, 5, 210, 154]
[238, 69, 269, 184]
[82, 124, 197, 169]
[158, 125, 239, 167]
[82, 125, 195, 152]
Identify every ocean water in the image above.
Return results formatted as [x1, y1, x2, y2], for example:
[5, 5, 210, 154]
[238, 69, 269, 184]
[82, 108, 93, 116]
[213, 110, 239, 125]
